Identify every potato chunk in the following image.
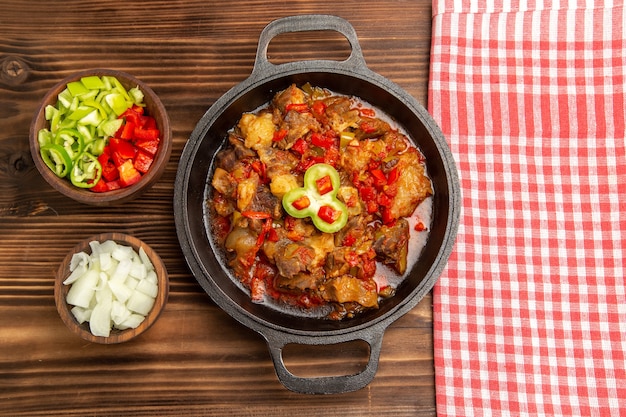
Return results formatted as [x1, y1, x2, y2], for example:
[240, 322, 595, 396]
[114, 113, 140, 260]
[238, 112, 275, 150]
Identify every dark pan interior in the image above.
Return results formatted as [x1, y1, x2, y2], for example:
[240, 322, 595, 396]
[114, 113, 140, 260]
[181, 71, 455, 334]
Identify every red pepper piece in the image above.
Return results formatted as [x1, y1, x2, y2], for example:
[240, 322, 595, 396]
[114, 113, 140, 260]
[342, 234, 356, 246]
[387, 167, 399, 185]
[291, 138, 308, 155]
[272, 129, 288, 142]
[360, 120, 378, 134]
[366, 200, 378, 214]
[117, 121, 135, 140]
[358, 108, 376, 117]
[359, 186, 377, 202]
[370, 168, 387, 188]
[315, 175, 333, 195]
[110, 138, 137, 160]
[143, 116, 157, 129]
[111, 151, 127, 168]
[311, 132, 334, 149]
[414, 221, 426, 231]
[106, 180, 121, 191]
[90, 178, 109, 193]
[130, 105, 144, 115]
[291, 195, 311, 210]
[381, 207, 395, 225]
[133, 127, 160, 141]
[312, 100, 326, 116]
[377, 193, 392, 208]
[317, 205, 341, 224]
[251, 161, 267, 181]
[121, 107, 142, 125]
[135, 137, 160, 157]
[117, 159, 142, 187]
[285, 103, 309, 113]
[102, 160, 119, 182]
[133, 150, 154, 174]
[241, 211, 272, 219]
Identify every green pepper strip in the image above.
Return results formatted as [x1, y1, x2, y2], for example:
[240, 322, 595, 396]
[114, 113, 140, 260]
[40, 144, 73, 178]
[282, 163, 348, 233]
[70, 152, 102, 188]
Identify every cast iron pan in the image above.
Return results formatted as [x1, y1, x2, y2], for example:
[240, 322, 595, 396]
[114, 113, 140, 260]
[174, 14, 460, 394]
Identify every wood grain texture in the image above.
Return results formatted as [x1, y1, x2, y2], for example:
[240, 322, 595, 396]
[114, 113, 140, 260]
[0, 1, 436, 415]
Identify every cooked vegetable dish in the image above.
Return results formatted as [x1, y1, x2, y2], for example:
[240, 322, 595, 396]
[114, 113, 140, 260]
[208, 83, 432, 320]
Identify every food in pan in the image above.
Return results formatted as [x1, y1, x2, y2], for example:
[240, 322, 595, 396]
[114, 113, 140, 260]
[207, 83, 432, 320]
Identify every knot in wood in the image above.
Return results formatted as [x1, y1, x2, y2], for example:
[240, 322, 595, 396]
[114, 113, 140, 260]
[1, 56, 29, 85]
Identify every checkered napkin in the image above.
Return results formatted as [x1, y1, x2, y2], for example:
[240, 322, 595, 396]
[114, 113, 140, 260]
[428, 1, 626, 416]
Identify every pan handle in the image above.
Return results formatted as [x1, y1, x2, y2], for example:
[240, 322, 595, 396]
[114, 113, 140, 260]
[252, 14, 367, 76]
[262, 328, 384, 395]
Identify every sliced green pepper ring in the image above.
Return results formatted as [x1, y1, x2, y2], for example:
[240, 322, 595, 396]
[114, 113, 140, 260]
[70, 151, 102, 188]
[40, 144, 73, 178]
[282, 163, 348, 233]
[54, 128, 84, 160]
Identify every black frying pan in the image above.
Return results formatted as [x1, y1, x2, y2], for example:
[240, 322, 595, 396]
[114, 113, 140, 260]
[174, 14, 460, 394]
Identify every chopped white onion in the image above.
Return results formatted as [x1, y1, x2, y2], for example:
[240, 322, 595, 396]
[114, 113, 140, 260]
[63, 240, 158, 335]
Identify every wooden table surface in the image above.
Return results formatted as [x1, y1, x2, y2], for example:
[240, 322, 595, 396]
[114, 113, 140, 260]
[0, 1, 436, 415]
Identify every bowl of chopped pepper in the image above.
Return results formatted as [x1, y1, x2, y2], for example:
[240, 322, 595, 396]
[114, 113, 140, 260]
[30, 69, 172, 206]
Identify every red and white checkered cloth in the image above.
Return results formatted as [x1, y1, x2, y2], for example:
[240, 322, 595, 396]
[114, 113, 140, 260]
[428, 1, 626, 416]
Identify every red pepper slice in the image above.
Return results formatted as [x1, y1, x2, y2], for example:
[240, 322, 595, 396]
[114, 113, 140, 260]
[312, 100, 326, 116]
[310, 132, 334, 149]
[90, 178, 109, 193]
[387, 167, 399, 185]
[291, 195, 311, 210]
[110, 138, 137, 160]
[358, 108, 376, 117]
[291, 138, 308, 155]
[317, 205, 341, 224]
[315, 175, 333, 195]
[117, 121, 136, 140]
[133, 150, 154, 174]
[106, 180, 121, 191]
[135, 137, 160, 156]
[241, 211, 272, 219]
[359, 186, 377, 201]
[370, 168, 387, 188]
[133, 127, 160, 141]
[285, 103, 309, 113]
[251, 160, 267, 182]
[138, 115, 156, 129]
[272, 129, 288, 142]
[101, 159, 119, 182]
[117, 159, 142, 187]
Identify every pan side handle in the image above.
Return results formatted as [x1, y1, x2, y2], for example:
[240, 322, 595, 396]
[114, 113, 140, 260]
[262, 328, 384, 395]
[252, 14, 367, 76]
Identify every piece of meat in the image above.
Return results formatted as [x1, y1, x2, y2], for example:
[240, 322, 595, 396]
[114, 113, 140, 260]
[211, 167, 236, 198]
[373, 218, 410, 275]
[324, 96, 359, 132]
[247, 184, 282, 219]
[273, 242, 316, 279]
[389, 147, 432, 219]
[278, 110, 321, 148]
[320, 275, 378, 308]
[272, 84, 306, 113]
[354, 116, 391, 140]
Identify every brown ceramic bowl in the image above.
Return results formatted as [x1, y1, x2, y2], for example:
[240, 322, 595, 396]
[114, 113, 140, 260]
[54, 233, 169, 344]
[30, 69, 172, 206]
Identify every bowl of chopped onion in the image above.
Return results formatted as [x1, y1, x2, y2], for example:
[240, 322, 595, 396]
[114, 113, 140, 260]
[54, 233, 169, 344]
[30, 69, 172, 206]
